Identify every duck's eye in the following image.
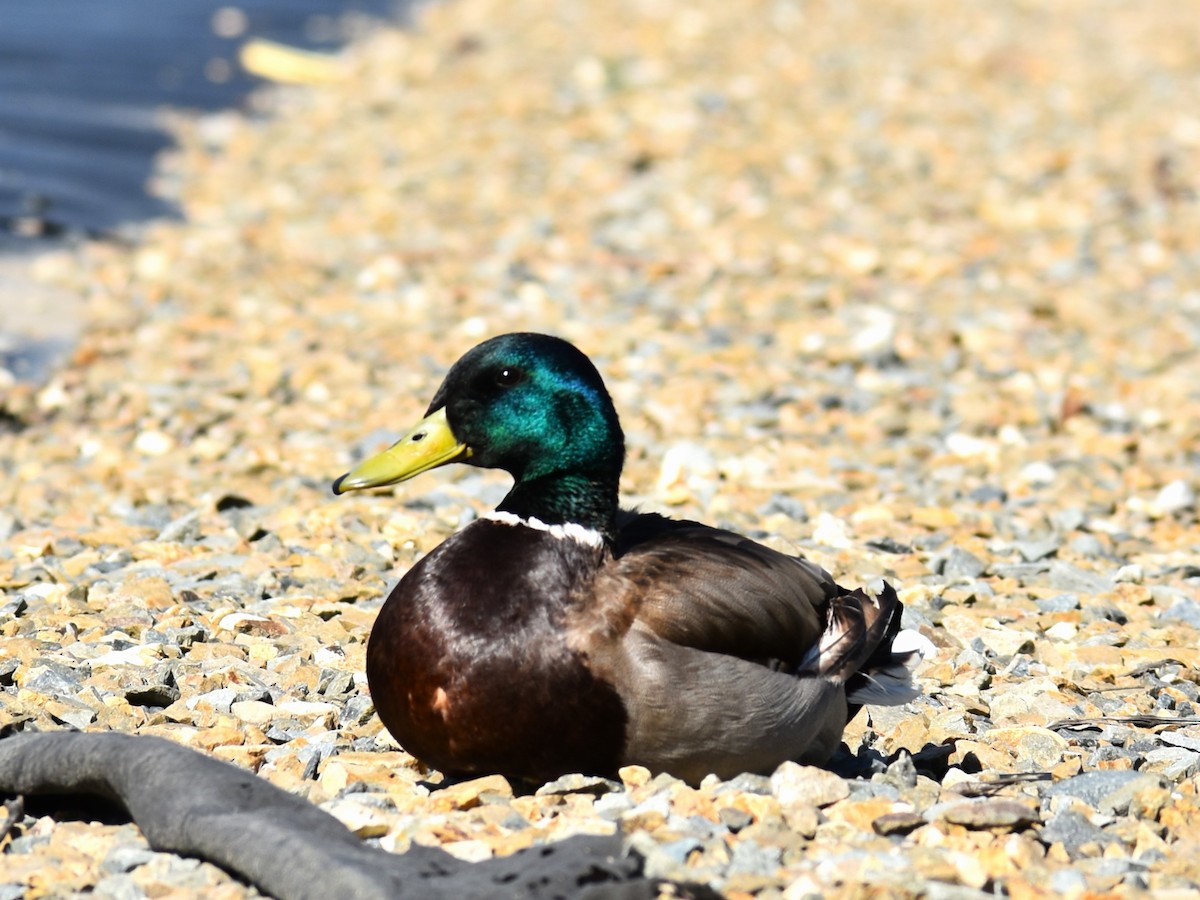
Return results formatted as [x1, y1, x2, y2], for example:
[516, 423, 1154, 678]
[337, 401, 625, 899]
[495, 367, 525, 388]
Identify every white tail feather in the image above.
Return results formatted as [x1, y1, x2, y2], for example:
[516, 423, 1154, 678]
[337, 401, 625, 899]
[891, 628, 937, 663]
[846, 628, 935, 706]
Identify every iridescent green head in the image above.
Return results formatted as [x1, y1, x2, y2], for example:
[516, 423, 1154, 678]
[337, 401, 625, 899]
[334, 333, 625, 537]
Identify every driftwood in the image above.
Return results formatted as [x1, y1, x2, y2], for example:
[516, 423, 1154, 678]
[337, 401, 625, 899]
[0, 732, 713, 899]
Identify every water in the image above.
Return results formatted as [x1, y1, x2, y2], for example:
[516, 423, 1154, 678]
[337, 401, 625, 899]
[0, 1, 409, 383]
[0, 0, 408, 234]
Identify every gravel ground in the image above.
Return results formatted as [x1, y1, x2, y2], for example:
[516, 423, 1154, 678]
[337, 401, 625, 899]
[3, 0, 1200, 896]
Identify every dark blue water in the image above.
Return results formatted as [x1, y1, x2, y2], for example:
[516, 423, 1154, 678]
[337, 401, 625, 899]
[0, 0, 409, 235]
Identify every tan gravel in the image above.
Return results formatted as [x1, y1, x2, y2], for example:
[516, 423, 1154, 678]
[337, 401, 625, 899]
[3, 0, 1200, 896]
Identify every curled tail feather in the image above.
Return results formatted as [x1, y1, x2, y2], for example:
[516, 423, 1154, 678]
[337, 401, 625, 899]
[802, 580, 934, 706]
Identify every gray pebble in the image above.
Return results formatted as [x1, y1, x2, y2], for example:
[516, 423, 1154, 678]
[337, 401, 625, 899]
[1049, 868, 1090, 894]
[1161, 599, 1200, 629]
[935, 546, 987, 580]
[1142, 747, 1200, 780]
[1045, 770, 1166, 815]
[156, 510, 202, 543]
[1069, 534, 1106, 557]
[1082, 603, 1127, 625]
[92, 874, 147, 900]
[1047, 562, 1114, 594]
[1158, 730, 1200, 753]
[623, 831, 686, 881]
[1014, 537, 1061, 562]
[1038, 810, 1117, 854]
[339, 695, 376, 727]
[1035, 594, 1080, 613]
[967, 485, 1007, 504]
[1050, 508, 1086, 533]
[191, 687, 238, 714]
[101, 845, 158, 874]
[717, 807, 754, 832]
[850, 780, 903, 801]
[757, 493, 808, 522]
[593, 792, 635, 820]
[715, 772, 772, 795]
[726, 838, 781, 876]
[884, 752, 918, 789]
[658, 836, 704, 865]
[991, 561, 1051, 582]
[24, 663, 83, 696]
[536, 773, 621, 796]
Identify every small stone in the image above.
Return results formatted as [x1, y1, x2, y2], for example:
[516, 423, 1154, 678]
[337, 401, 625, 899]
[156, 510, 202, 543]
[1019, 461, 1057, 486]
[431, 774, 514, 811]
[441, 840, 493, 863]
[621, 793, 670, 831]
[726, 839, 782, 877]
[1013, 537, 1060, 562]
[1045, 771, 1167, 815]
[1114, 563, 1144, 584]
[92, 873, 147, 900]
[655, 442, 717, 505]
[230, 700, 276, 725]
[937, 546, 987, 579]
[321, 797, 391, 838]
[825, 797, 904, 832]
[1039, 810, 1118, 854]
[133, 429, 175, 456]
[1162, 599, 1200, 629]
[100, 845, 157, 874]
[911, 507, 960, 529]
[770, 761, 849, 808]
[1048, 562, 1113, 594]
[811, 512, 852, 549]
[1069, 534, 1106, 557]
[718, 807, 754, 832]
[716, 772, 772, 796]
[1044, 621, 1078, 641]
[936, 799, 1040, 830]
[1141, 747, 1200, 780]
[872, 811, 926, 836]
[1035, 594, 1080, 613]
[1152, 479, 1195, 516]
[976, 627, 1037, 659]
[617, 765, 652, 789]
[987, 677, 1078, 724]
[984, 726, 1068, 768]
[536, 773, 621, 796]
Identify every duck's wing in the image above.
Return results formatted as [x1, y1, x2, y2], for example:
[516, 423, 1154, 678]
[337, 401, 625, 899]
[607, 511, 836, 668]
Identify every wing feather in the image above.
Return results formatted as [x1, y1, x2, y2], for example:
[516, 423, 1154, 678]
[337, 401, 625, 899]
[606, 511, 834, 667]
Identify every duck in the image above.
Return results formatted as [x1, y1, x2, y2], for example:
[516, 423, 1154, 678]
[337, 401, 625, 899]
[333, 332, 924, 785]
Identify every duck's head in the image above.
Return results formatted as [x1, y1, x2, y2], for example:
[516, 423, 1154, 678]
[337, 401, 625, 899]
[333, 333, 625, 537]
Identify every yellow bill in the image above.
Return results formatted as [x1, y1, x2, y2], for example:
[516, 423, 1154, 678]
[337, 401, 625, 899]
[333, 407, 471, 494]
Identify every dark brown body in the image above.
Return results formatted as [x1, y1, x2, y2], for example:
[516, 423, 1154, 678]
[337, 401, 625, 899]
[366, 519, 626, 782]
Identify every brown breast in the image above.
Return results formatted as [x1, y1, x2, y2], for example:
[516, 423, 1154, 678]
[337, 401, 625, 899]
[364, 519, 628, 782]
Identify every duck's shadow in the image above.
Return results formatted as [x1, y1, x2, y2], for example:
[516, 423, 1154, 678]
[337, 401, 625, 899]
[421, 738, 961, 799]
[829, 739, 958, 781]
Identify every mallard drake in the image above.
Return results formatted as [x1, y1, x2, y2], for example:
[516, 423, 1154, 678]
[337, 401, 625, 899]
[334, 333, 923, 784]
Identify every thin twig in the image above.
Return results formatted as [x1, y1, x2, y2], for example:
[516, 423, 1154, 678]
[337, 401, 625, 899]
[1047, 714, 1200, 732]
